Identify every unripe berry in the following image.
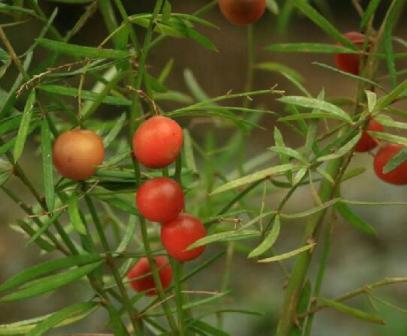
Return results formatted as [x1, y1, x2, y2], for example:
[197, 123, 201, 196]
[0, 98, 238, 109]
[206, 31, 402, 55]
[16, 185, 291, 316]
[127, 256, 172, 296]
[355, 119, 383, 153]
[52, 129, 104, 181]
[218, 0, 266, 26]
[161, 213, 207, 262]
[133, 116, 183, 169]
[334, 32, 365, 75]
[136, 177, 184, 223]
[374, 144, 407, 185]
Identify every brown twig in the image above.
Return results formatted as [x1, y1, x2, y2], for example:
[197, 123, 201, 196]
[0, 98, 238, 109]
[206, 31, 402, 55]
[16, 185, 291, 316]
[126, 86, 160, 115]
[0, 26, 27, 77]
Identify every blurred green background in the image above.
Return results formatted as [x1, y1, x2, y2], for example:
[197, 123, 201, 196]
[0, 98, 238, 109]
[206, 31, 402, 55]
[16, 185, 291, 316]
[0, 1, 406, 335]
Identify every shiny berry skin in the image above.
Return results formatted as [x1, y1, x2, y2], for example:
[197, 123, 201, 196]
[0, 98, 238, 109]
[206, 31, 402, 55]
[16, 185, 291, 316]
[334, 32, 365, 75]
[218, 0, 266, 26]
[355, 119, 384, 152]
[161, 213, 207, 262]
[127, 256, 172, 296]
[136, 177, 184, 223]
[374, 144, 407, 185]
[133, 116, 183, 168]
[53, 129, 104, 181]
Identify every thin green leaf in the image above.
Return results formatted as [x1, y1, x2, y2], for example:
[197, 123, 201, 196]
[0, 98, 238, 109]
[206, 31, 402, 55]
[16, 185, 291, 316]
[335, 202, 376, 235]
[365, 90, 377, 113]
[266, 43, 357, 54]
[383, 146, 407, 174]
[382, 0, 405, 88]
[375, 79, 407, 111]
[269, 146, 307, 164]
[16, 220, 55, 253]
[317, 132, 362, 162]
[37, 38, 130, 59]
[278, 96, 353, 123]
[360, 0, 381, 29]
[256, 62, 310, 96]
[184, 68, 210, 101]
[318, 297, 385, 324]
[41, 118, 54, 212]
[27, 302, 97, 336]
[116, 216, 136, 254]
[266, 0, 279, 14]
[375, 115, 407, 130]
[248, 215, 281, 258]
[0, 51, 32, 118]
[39, 84, 131, 106]
[279, 112, 349, 122]
[255, 62, 303, 82]
[0, 254, 100, 292]
[188, 230, 260, 250]
[258, 243, 315, 263]
[189, 320, 229, 336]
[293, 167, 308, 185]
[0, 304, 96, 335]
[81, 68, 127, 118]
[313, 62, 383, 89]
[293, 0, 357, 49]
[182, 291, 229, 310]
[1, 262, 102, 302]
[0, 115, 22, 136]
[13, 90, 35, 162]
[281, 198, 340, 219]
[210, 164, 294, 195]
[103, 113, 127, 147]
[369, 131, 407, 146]
[68, 192, 87, 235]
[183, 129, 198, 173]
[27, 212, 63, 246]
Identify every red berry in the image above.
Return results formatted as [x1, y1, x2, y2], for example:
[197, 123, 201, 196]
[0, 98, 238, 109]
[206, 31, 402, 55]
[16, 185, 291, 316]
[334, 32, 365, 75]
[218, 0, 266, 26]
[133, 116, 183, 168]
[161, 213, 207, 262]
[127, 256, 172, 296]
[355, 119, 384, 152]
[374, 144, 407, 185]
[136, 177, 184, 223]
[53, 129, 104, 181]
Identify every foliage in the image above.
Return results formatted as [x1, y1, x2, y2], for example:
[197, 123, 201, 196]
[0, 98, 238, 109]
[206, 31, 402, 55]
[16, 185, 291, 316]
[0, 0, 406, 335]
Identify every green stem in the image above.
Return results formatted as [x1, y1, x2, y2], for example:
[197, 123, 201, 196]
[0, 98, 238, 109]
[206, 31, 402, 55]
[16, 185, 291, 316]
[84, 193, 143, 334]
[217, 23, 256, 329]
[217, 241, 235, 329]
[302, 212, 335, 336]
[135, 0, 163, 90]
[139, 218, 178, 331]
[275, 12, 394, 333]
[174, 155, 182, 183]
[193, 0, 217, 16]
[275, 159, 342, 336]
[173, 260, 186, 335]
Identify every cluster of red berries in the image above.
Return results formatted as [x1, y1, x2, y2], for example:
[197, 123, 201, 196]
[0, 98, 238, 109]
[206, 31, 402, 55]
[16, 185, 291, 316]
[335, 32, 407, 185]
[128, 116, 207, 295]
[52, 116, 207, 296]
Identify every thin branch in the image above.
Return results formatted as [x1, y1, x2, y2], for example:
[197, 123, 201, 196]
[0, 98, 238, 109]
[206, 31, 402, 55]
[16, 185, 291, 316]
[300, 276, 407, 318]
